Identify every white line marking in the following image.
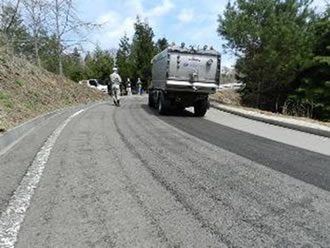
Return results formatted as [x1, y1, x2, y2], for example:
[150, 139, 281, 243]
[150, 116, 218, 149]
[0, 108, 85, 248]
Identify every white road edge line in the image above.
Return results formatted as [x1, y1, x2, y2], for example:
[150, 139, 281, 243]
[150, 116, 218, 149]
[0, 108, 86, 248]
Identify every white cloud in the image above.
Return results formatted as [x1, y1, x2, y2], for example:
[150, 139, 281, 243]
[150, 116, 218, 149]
[91, 0, 175, 49]
[94, 11, 135, 49]
[123, 0, 174, 21]
[178, 8, 194, 23]
[124, 0, 144, 16]
[97, 10, 121, 26]
[138, 0, 175, 29]
[189, 20, 218, 41]
[146, 0, 175, 18]
[311, 0, 328, 12]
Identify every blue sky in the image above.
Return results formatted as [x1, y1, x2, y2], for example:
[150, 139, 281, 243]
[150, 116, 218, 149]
[76, 0, 328, 68]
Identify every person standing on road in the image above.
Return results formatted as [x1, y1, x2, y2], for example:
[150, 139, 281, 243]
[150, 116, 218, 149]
[126, 78, 132, 96]
[110, 67, 122, 106]
[137, 78, 143, 95]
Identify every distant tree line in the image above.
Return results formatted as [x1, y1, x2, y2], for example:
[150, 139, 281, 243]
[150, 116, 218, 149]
[218, 0, 330, 120]
[0, 0, 98, 76]
[60, 16, 169, 88]
[5, 0, 327, 120]
[116, 17, 169, 90]
[0, 1, 168, 90]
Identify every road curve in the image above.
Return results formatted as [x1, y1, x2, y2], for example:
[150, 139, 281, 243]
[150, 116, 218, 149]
[0, 96, 330, 247]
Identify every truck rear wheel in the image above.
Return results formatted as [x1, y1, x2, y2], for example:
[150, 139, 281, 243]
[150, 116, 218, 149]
[148, 91, 155, 107]
[194, 100, 209, 117]
[158, 93, 168, 115]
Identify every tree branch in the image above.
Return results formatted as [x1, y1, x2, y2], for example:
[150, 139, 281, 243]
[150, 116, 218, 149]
[4, 0, 21, 34]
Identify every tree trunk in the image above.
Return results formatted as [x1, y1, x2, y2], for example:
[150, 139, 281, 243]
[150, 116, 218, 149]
[59, 54, 63, 76]
[275, 94, 280, 113]
[33, 30, 41, 67]
[55, 0, 63, 76]
[4, 0, 21, 35]
[256, 81, 261, 108]
[34, 40, 41, 67]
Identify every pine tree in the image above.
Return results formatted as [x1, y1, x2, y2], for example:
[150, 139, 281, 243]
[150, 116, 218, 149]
[83, 46, 114, 83]
[130, 17, 156, 89]
[62, 47, 85, 82]
[40, 34, 60, 73]
[116, 33, 131, 83]
[218, 0, 316, 112]
[155, 37, 169, 53]
[289, 8, 330, 120]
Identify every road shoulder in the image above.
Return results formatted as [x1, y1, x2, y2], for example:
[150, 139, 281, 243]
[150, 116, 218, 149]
[210, 101, 330, 138]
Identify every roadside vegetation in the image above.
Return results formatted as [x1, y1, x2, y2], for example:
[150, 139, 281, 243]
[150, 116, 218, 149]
[0, 52, 106, 132]
[210, 90, 241, 106]
[0, 0, 168, 89]
[0, 0, 168, 131]
[218, 0, 330, 121]
[1, 0, 329, 123]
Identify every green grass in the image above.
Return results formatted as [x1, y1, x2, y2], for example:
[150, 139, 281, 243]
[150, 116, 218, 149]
[0, 57, 6, 63]
[15, 79, 24, 86]
[0, 92, 14, 109]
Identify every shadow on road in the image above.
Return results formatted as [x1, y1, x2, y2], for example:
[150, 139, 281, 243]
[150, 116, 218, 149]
[141, 104, 195, 118]
[141, 100, 330, 192]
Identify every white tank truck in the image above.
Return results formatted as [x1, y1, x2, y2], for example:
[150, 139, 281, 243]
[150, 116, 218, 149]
[148, 45, 221, 116]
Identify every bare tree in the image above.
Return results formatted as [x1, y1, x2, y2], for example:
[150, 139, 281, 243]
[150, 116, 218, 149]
[22, 0, 48, 67]
[49, 0, 99, 75]
[1, 0, 21, 33]
[0, 0, 22, 53]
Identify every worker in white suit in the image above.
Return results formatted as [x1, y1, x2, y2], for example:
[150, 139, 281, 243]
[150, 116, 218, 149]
[110, 67, 122, 106]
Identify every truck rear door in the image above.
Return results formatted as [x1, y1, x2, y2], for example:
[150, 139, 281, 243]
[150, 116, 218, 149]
[168, 53, 220, 84]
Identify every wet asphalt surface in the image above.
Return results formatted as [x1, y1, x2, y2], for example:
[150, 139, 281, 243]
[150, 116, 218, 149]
[1, 96, 330, 247]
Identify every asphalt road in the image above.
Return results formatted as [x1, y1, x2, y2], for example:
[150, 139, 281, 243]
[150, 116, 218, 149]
[1, 96, 330, 247]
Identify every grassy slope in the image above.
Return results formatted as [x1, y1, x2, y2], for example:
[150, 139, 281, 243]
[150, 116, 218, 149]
[0, 54, 107, 132]
[210, 89, 242, 106]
